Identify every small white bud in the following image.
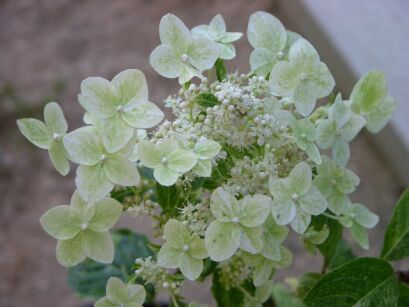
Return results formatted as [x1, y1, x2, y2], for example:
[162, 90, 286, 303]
[292, 193, 299, 200]
[163, 282, 170, 289]
[100, 154, 106, 161]
[180, 54, 189, 63]
[277, 51, 284, 59]
[52, 133, 61, 140]
[300, 73, 308, 81]
[183, 244, 189, 251]
[81, 223, 88, 230]
[161, 157, 168, 164]
[232, 217, 240, 223]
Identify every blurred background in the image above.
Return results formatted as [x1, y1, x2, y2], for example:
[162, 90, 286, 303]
[0, 0, 407, 306]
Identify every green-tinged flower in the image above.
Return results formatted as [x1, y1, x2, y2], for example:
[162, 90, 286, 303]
[316, 94, 366, 166]
[40, 191, 122, 267]
[150, 14, 220, 84]
[303, 225, 329, 254]
[205, 188, 272, 261]
[63, 127, 139, 201]
[261, 216, 289, 261]
[337, 200, 379, 250]
[244, 283, 274, 307]
[269, 162, 328, 234]
[192, 14, 242, 60]
[157, 219, 208, 280]
[79, 69, 164, 153]
[350, 70, 397, 133]
[137, 139, 197, 186]
[269, 38, 335, 116]
[313, 156, 360, 215]
[247, 11, 291, 76]
[17, 102, 70, 175]
[242, 247, 292, 287]
[191, 138, 221, 177]
[290, 118, 321, 164]
[95, 277, 146, 307]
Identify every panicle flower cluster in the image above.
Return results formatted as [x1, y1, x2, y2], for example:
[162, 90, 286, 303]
[134, 257, 184, 294]
[17, 10, 396, 307]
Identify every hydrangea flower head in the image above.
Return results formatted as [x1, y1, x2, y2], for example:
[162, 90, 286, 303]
[316, 93, 366, 166]
[150, 14, 220, 84]
[158, 219, 208, 280]
[269, 38, 335, 116]
[40, 191, 122, 267]
[17, 102, 70, 175]
[79, 69, 164, 153]
[95, 277, 146, 307]
[192, 14, 242, 60]
[205, 188, 272, 261]
[63, 127, 140, 201]
[269, 162, 327, 233]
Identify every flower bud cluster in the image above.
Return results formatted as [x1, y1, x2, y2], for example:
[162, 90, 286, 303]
[217, 255, 252, 289]
[134, 257, 183, 294]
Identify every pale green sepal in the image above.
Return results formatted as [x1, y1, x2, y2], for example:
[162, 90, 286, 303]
[349, 222, 369, 250]
[194, 139, 221, 159]
[106, 277, 129, 304]
[157, 243, 180, 268]
[163, 219, 191, 249]
[79, 77, 119, 117]
[205, 221, 241, 261]
[17, 118, 51, 149]
[76, 164, 114, 202]
[240, 226, 264, 254]
[178, 253, 203, 281]
[88, 198, 122, 232]
[103, 155, 140, 186]
[210, 187, 240, 222]
[102, 113, 135, 153]
[192, 159, 212, 177]
[44, 102, 68, 134]
[81, 230, 115, 263]
[167, 149, 197, 173]
[122, 100, 164, 129]
[63, 127, 101, 166]
[238, 194, 272, 227]
[111, 69, 148, 105]
[40, 205, 81, 240]
[56, 235, 86, 267]
[49, 140, 70, 175]
[94, 297, 117, 307]
[153, 165, 179, 186]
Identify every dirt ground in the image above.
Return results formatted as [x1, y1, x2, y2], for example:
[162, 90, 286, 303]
[0, 1, 404, 306]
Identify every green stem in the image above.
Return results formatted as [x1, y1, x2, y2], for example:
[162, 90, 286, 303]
[237, 285, 258, 302]
[323, 212, 339, 220]
[170, 292, 180, 307]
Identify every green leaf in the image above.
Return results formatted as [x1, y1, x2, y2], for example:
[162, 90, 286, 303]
[17, 118, 51, 149]
[398, 283, 409, 307]
[194, 93, 220, 108]
[211, 269, 245, 307]
[215, 58, 227, 81]
[155, 182, 182, 214]
[381, 189, 409, 261]
[67, 229, 154, 300]
[297, 272, 322, 299]
[303, 258, 399, 307]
